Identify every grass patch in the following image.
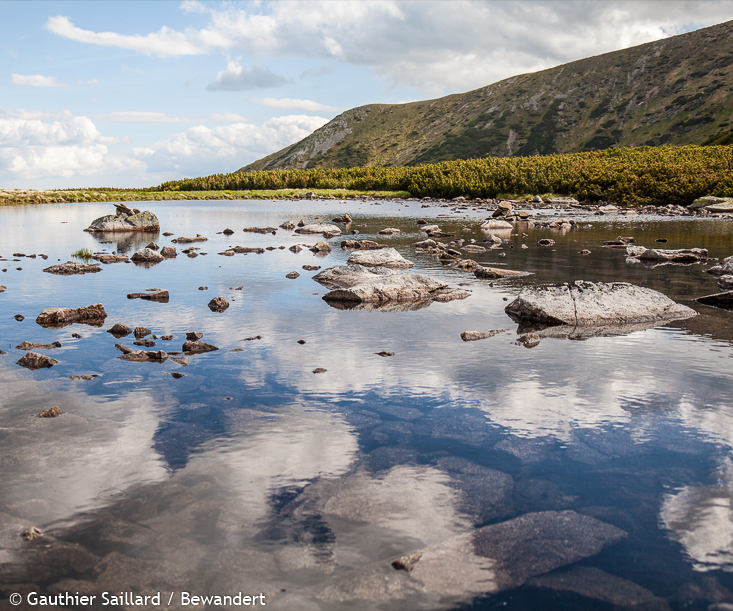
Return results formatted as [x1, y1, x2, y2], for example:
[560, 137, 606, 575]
[71, 248, 93, 261]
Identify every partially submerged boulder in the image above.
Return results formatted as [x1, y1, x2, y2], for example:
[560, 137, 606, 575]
[626, 245, 708, 262]
[127, 289, 169, 302]
[347, 247, 414, 269]
[17, 351, 59, 370]
[341, 240, 387, 250]
[208, 297, 229, 312]
[15, 341, 61, 350]
[107, 323, 132, 338]
[481, 219, 513, 230]
[505, 281, 696, 327]
[320, 268, 470, 306]
[460, 330, 505, 342]
[182, 340, 219, 354]
[36, 303, 107, 328]
[171, 235, 208, 244]
[43, 261, 102, 275]
[131, 248, 164, 263]
[84, 209, 159, 232]
[706, 255, 733, 276]
[313, 264, 395, 289]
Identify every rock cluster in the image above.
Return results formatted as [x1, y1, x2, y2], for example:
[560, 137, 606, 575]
[84, 203, 159, 232]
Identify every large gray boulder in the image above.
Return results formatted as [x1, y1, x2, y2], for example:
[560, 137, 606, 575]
[505, 281, 696, 327]
[294, 223, 341, 236]
[131, 248, 164, 263]
[347, 247, 414, 269]
[315, 264, 469, 306]
[84, 210, 159, 232]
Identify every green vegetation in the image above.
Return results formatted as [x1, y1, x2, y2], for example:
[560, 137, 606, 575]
[71, 248, 94, 261]
[160, 145, 733, 206]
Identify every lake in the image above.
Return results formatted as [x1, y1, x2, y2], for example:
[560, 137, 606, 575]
[1, 198, 733, 610]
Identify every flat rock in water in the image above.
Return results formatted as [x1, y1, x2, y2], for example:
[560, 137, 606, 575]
[481, 219, 513, 230]
[131, 248, 164, 263]
[127, 289, 169, 301]
[718, 275, 733, 290]
[160, 246, 177, 258]
[462, 245, 487, 253]
[171, 235, 208, 243]
[313, 264, 396, 289]
[182, 340, 219, 354]
[505, 281, 696, 327]
[323, 272, 470, 305]
[84, 210, 159, 232]
[347, 247, 414, 269]
[706, 255, 733, 276]
[43, 261, 102, 275]
[626, 245, 708, 262]
[118, 350, 168, 362]
[36, 303, 107, 328]
[461, 330, 504, 342]
[378, 227, 401, 235]
[15, 341, 61, 350]
[0, 285, 6, 292]
[705, 203, 733, 213]
[690, 195, 733, 209]
[474, 266, 531, 279]
[294, 223, 341, 235]
[341, 239, 387, 250]
[92, 254, 129, 264]
[17, 351, 59, 370]
[696, 291, 733, 311]
[392, 510, 626, 599]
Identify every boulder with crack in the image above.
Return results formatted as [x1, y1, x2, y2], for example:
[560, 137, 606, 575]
[505, 281, 696, 327]
[347, 247, 414, 269]
[36, 303, 107, 328]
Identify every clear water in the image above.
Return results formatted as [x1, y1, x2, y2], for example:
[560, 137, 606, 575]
[1, 199, 733, 610]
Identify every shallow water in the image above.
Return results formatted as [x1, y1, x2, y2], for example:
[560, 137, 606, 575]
[1, 199, 733, 610]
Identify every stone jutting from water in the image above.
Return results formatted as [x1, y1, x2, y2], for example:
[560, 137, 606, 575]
[84, 208, 160, 232]
[706, 255, 733, 277]
[347, 247, 414, 269]
[43, 261, 102, 275]
[505, 281, 696, 327]
[131, 248, 164, 263]
[626, 245, 708, 262]
[35, 303, 108, 328]
[16, 351, 60, 370]
[294, 223, 342, 236]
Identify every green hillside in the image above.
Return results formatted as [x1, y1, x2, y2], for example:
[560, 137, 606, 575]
[239, 20, 733, 172]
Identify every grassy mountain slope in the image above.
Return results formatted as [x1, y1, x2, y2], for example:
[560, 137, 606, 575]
[240, 20, 733, 172]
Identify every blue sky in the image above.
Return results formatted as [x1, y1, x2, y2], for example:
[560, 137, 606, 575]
[2, 0, 733, 189]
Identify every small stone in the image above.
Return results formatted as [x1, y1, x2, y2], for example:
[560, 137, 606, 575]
[67, 374, 101, 380]
[222, 228, 235, 234]
[134, 326, 152, 339]
[460, 330, 504, 341]
[517, 333, 541, 348]
[71, 333, 82, 339]
[580, 249, 591, 255]
[182, 340, 219, 353]
[171, 372, 185, 379]
[107, 323, 132, 338]
[302, 265, 321, 271]
[312, 367, 327, 374]
[289, 245, 302, 253]
[538, 239, 555, 246]
[37, 406, 65, 418]
[133, 339, 156, 347]
[14, 314, 24, 321]
[242, 335, 262, 341]
[286, 271, 300, 279]
[21, 526, 43, 541]
[375, 351, 395, 357]
[198, 286, 208, 291]
[17, 352, 59, 370]
[297, 339, 306, 344]
[186, 332, 203, 341]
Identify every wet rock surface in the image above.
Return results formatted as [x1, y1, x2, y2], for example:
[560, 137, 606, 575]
[131, 248, 164, 263]
[627, 245, 709, 262]
[474, 266, 532, 279]
[294, 223, 341, 236]
[16, 351, 60, 369]
[207, 297, 229, 312]
[506, 281, 696, 327]
[460, 330, 505, 341]
[182, 341, 219, 354]
[84, 208, 159, 232]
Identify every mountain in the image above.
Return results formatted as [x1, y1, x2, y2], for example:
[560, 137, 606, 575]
[239, 20, 733, 172]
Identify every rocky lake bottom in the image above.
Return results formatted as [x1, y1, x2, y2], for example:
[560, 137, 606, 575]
[1, 198, 733, 610]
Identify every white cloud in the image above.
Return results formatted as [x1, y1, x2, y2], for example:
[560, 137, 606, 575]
[44, 15, 209, 58]
[209, 111, 250, 122]
[43, 1, 733, 94]
[0, 110, 143, 181]
[133, 114, 328, 175]
[11, 73, 67, 87]
[207, 61, 290, 91]
[255, 97, 339, 112]
[96, 111, 193, 123]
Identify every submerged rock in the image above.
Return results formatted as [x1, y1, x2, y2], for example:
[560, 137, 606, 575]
[285, 271, 300, 279]
[171, 235, 208, 243]
[160, 246, 177, 258]
[310, 241, 332, 253]
[347, 247, 414, 269]
[626, 245, 708, 262]
[505, 281, 696, 327]
[84, 210, 159, 232]
[92, 254, 129, 264]
[182, 340, 219, 354]
[36, 303, 107, 328]
[517, 332, 541, 348]
[43, 261, 102, 275]
[391, 510, 626, 598]
[107, 323, 132, 338]
[17, 351, 59, 370]
[15, 341, 61, 350]
[127, 289, 169, 302]
[341, 239, 387, 250]
[313, 264, 395, 289]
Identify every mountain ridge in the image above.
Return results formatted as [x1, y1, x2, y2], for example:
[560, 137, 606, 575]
[239, 20, 733, 172]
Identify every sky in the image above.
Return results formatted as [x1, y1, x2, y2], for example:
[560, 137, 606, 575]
[2, 0, 733, 190]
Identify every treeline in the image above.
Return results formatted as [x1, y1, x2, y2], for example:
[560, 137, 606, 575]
[156, 145, 733, 206]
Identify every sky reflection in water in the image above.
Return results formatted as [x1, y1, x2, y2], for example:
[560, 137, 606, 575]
[1, 200, 733, 609]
